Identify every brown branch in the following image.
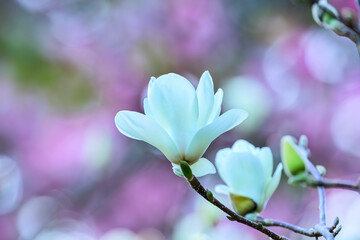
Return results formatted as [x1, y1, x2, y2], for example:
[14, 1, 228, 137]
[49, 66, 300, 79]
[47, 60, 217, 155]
[186, 175, 290, 240]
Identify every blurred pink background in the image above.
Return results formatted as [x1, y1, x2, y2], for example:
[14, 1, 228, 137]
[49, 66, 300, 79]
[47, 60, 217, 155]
[0, 0, 359, 239]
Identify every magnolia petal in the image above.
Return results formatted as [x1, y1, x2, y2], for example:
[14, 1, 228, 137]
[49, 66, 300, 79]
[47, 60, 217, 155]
[258, 147, 274, 179]
[143, 98, 152, 117]
[214, 148, 232, 164]
[214, 184, 230, 195]
[190, 158, 216, 177]
[172, 164, 184, 177]
[216, 151, 265, 204]
[207, 88, 223, 124]
[262, 163, 283, 210]
[147, 76, 156, 97]
[171, 158, 215, 178]
[115, 111, 181, 163]
[232, 139, 257, 154]
[148, 73, 198, 152]
[185, 109, 248, 162]
[196, 71, 214, 127]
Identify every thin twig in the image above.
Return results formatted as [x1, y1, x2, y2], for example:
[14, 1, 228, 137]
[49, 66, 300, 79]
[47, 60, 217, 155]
[255, 216, 322, 238]
[303, 157, 335, 239]
[314, 224, 334, 240]
[186, 175, 289, 240]
[309, 178, 360, 193]
[304, 0, 360, 54]
[318, 186, 326, 225]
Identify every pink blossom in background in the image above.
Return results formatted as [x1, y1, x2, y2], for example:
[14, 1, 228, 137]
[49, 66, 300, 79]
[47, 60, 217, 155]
[97, 163, 187, 232]
[325, 190, 360, 240]
[0, 216, 17, 240]
[331, 81, 360, 163]
[20, 111, 117, 190]
[0, 80, 44, 154]
[166, 0, 233, 60]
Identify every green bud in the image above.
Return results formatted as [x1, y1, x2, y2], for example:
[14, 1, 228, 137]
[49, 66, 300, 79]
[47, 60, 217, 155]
[333, 216, 339, 228]
[334, 225, 342, 236]
[180, 160, 193, 179]
[299, 135, 308, 148]
[316, 165, 326, 176]
[323, 11, 337, 25]
[229, 193, 257, 216]
[206, 189, 214, 202]
[312, 2, 339, 28]
[281, 136, 307, 177]
[311, 2, 353, 39]
[226, 216, 236, 221]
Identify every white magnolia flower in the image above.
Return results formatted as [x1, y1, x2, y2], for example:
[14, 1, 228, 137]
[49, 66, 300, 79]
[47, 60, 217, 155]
[115, 71, 248, 177]
[215, 140, 282, 216]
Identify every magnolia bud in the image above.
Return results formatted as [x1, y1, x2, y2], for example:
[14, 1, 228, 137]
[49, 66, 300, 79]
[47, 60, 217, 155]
[312, 2, 339, 27]
[316, 165, 327, 176]
[333, 216, 339, 228]
[299, 135, 308, 148]
[281, 136, 307, 177]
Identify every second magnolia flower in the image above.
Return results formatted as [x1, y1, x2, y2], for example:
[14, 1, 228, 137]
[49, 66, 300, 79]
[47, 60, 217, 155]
[115, 71, 248, 177]
[215, 140, 283, 216]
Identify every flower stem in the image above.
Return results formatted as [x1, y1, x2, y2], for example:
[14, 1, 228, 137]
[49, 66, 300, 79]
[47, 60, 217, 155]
[185, 175, 289, 240]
